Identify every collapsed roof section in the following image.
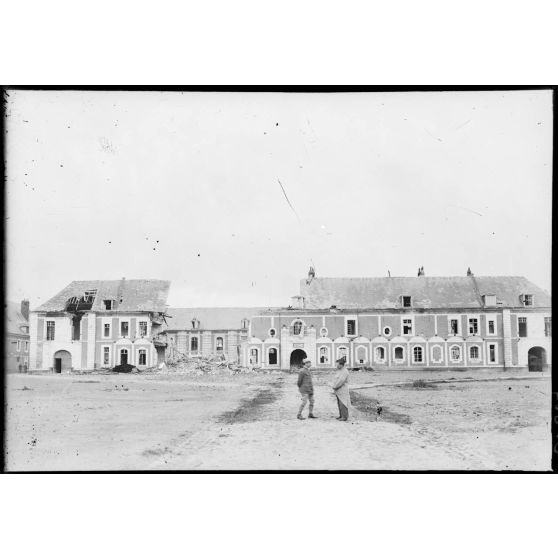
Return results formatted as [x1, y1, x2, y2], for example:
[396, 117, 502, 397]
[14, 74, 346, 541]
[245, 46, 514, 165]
[34, 279, 171, 313]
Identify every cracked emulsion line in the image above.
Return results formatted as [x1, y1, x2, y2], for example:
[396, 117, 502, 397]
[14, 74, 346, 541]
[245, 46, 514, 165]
[277, 179, 301, 224]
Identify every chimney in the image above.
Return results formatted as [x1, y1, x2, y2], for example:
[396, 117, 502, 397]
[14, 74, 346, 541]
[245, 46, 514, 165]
[306, 266, 315, 285]
[21, 299, 30, 321]
[417, 266, 425, 277]
[467, 267, 473, 277]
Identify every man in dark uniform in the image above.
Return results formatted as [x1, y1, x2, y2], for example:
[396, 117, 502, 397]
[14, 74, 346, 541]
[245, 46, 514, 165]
[297, 358, 317, 420]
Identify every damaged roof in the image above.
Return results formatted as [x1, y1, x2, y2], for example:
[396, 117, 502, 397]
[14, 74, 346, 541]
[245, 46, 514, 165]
[165, 307, 276, 331]
[34, 279, 171, 313]
[300, 276, 551, 309]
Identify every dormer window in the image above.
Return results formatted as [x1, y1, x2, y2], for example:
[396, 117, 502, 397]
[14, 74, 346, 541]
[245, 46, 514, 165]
[482, 294, 497, 307]
[104, 299, 113, 310]
[191, 318, 200, 329]
[521, 294, 533, 306]
[345, 318, 357, 336]
[402, 296, 412, 308]
[241, 318, 249, 329]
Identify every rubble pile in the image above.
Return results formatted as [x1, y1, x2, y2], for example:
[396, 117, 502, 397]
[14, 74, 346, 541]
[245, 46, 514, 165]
[160, 352, 266, 376]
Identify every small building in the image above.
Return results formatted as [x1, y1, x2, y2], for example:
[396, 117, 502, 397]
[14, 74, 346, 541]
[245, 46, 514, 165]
[162, 307, 273, 364]
[29, 279, 170, 372]
[6, 300, 30, 373]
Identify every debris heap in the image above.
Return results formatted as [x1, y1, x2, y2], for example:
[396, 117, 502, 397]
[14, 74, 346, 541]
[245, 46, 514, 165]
[161, 352, 265, 376]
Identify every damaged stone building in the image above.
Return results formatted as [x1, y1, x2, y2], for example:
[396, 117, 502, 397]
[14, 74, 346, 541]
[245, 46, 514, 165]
[29, 279, 170, 372]
[162, 307, 271, 363]
[27, 270, 551, 374]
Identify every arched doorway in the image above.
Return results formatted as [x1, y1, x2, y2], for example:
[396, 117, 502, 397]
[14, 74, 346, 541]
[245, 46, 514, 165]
[528, 346, 546, 372]
[120, 348, 129, 365]
[290, 349, 307, 366]
[53, 350, 72, 373]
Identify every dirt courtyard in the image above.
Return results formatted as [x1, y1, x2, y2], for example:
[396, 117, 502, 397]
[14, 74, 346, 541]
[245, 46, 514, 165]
[4, 369, 552, 471]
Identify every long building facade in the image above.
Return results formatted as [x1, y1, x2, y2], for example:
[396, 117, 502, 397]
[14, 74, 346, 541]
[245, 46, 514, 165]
[27, 271, 551, 373]
[241, 271, 551, 372]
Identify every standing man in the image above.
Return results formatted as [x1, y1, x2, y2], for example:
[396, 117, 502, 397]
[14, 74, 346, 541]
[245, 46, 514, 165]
[332, 357, 350, 421]
[297, 358, 317, 420]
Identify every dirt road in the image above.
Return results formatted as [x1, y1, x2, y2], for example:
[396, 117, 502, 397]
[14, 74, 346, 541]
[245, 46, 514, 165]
[4, 371, 551, 471]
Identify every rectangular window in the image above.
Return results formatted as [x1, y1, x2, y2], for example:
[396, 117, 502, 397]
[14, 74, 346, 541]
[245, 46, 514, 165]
[103, 347, 110, 366]
[25, 341, 29, 352]
[191, 337, 199, 351]
[449, 319, 459, 335]
[488, 344, 496, 363]
[121, 321, 129, 337]
[346, 319, 356, 336]
[523, 294, 533, 306]
[402, 318, 413, 335]
[104, 300, 113, 310]
[544, 317, 551, 337]
[139, 350, 147, 365]
[518, 317, 527, 337]
[17, 340, 21, 351]
[104, 323, 111, 338]
[488, 319, 495, 335]
[46, 321, 55, 340]
[402, 296, 412, 308]
[468, 318, 478, 335]
[138, 321, 148, 337]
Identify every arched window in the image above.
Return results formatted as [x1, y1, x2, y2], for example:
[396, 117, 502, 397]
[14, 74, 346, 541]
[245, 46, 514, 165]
[292, 320, 304, 335]
[394, 346, 404, 361]
[413, 346, 423, 363]
[375, 346, 385, 362]
[337, 346, 348, 362]
[138, 349, 147, 365]
[216, 337, 224, 351]
[450, 345, 461, 362]
[469, 345, 479, 359]
[268, 347, 277, 365]
[249, 348, 259, 364]
[319, 346, 329, 364]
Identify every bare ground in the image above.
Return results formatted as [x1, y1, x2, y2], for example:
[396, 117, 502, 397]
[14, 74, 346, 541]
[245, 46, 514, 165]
[4, 369, 552, 471]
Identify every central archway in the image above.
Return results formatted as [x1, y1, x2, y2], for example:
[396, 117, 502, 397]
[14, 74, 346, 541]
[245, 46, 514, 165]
[528, 346, 546, 372]
[290, 349, 307, 367]
[53, 350, 72, 373]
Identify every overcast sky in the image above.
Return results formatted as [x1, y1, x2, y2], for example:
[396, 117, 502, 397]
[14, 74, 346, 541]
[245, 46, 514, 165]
[5, 89, 552, 310]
